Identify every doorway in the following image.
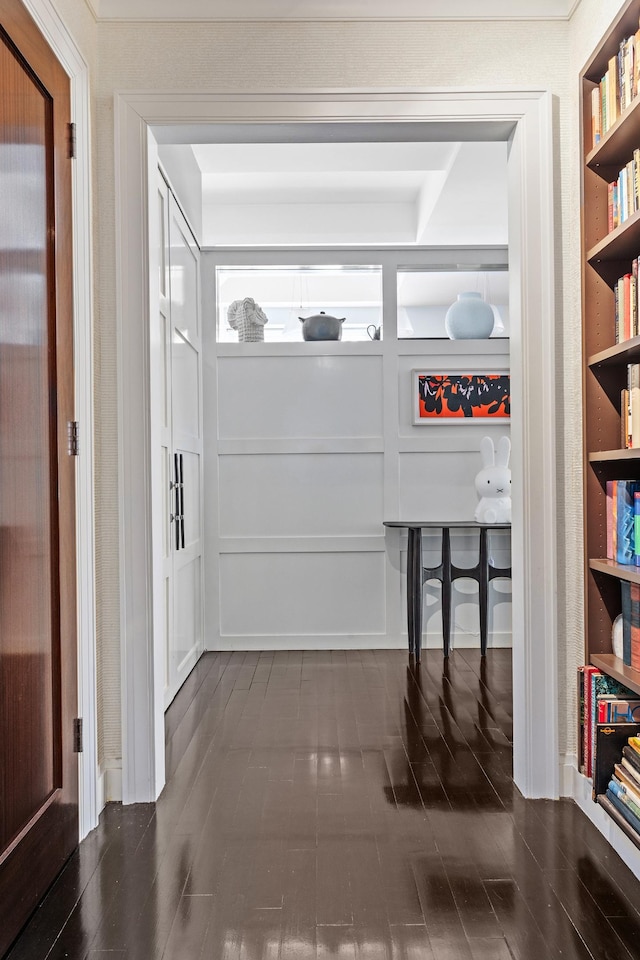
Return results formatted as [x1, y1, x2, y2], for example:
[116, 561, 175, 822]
[115, 90, 557, 805]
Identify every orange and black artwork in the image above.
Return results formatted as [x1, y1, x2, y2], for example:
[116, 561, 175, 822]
[416, 373, 510, 421]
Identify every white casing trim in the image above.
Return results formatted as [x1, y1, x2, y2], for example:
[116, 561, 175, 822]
[115, 88, 557, 805]
[21, 0, 98, 840]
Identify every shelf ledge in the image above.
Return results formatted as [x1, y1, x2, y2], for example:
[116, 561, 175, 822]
[591, 653, 640, 698]
[589, 559, 640, 584]
[588, 336, 640, 368]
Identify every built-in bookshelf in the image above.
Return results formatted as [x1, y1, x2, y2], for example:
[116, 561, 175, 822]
[581, 0, 640, 841]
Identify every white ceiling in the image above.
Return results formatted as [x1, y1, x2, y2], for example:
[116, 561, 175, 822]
[190, 139, 508, 246]
[90, 0, 579, 21]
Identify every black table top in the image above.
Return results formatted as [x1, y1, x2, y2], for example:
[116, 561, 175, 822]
[383, 520, 511, 529]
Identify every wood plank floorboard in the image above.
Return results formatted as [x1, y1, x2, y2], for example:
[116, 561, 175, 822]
[7, 649, 640, 960]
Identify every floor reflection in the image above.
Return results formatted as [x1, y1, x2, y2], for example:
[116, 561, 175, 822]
[8, 649, 640, 960]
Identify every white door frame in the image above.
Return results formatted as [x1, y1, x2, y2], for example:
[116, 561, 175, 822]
[21, 0, 98, 838]
[115, 88, 558, 803]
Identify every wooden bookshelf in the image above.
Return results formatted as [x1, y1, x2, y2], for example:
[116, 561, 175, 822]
[581, 0, 640, 842]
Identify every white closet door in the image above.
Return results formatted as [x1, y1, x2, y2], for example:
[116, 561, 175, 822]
[152, 171, 204, 710]
[167, 191, 203, 705]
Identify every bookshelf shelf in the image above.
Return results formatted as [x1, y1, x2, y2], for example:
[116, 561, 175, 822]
[586, 210, 640, 271]
[591, 653, 640, 696]
[589, 558, 640, 584]
[589, 449, 640, 462]
[588, 335, 640, 368]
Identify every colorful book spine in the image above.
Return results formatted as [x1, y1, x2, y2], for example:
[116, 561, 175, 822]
[614, 763, 640, 801]
[616, 480, 638, 563]
[635, 491, 640, 564]
[614, 764, 640, 805]
[607, 480, 617, 559]
[622, 579, 632, 665]
[608, 700, 640, 722]
[622, 756, 640, 782]
[584, 665, 597, 778]
[606, 786, 640, 836]
[632, 583, 640, 670]
[609, 778, 640, 822]
[623, 744, 640, 774]
[630, 368, 640, 448]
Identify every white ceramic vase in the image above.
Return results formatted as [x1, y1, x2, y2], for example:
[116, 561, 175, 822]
[444, 291, 495, 340]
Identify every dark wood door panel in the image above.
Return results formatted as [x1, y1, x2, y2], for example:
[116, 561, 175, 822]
[0, 0, 77, 954]
[0, 34, 57, 853]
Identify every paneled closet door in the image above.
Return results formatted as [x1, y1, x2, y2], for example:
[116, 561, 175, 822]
[155, 173, 204, 709]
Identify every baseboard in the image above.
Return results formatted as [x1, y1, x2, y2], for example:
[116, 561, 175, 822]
[97, 760, 123, 809]
[562, 755, 640, 880]
[210, 631, 512, 652]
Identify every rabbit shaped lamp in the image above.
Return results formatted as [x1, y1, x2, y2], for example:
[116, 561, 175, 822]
[474, 435, 511, 524]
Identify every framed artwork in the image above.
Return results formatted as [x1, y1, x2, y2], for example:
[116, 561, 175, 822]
[413, 371, 510, 424]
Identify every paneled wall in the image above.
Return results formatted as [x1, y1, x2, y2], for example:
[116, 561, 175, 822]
[202, 247, 511, 651]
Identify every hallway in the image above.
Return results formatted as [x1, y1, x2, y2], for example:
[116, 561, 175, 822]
[7, 649, 640, 960]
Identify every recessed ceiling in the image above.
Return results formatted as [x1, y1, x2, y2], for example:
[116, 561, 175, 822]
[186, 139, 508, 246]
[90, 0, 578, 20]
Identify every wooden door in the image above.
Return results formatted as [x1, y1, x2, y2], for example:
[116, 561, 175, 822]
[0, 1, 78, 954]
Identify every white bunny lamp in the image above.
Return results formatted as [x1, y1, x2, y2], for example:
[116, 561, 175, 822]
[474, 436, 511, 524]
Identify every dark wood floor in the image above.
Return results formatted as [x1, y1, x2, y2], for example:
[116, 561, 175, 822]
[7, 649, 640, 960]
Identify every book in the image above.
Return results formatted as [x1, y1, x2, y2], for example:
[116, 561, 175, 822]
[622, 389, 630, 448]
[592, 85, 601, 146]
[623, 744, 640, 774]
[635, 491, 640, 564]
[628, 735, 640, 756]
[597, 697, 640, 721]
[593, 723, 640, 797]
[622, 579, 632, 665]
[632, 583, 640, 670]
[609, 778, 640, 821]
[615, 480, 638, 562]
[584, 665, 598, 777]
[629, 369, 640, 448]
[606, 787, 640, 836]
[578, 666, 586, 772]
[622, 755, 640, 785]
[614, 762, 640, 803]
[624, 273, 632, 339]
[607, 480, 617, 559]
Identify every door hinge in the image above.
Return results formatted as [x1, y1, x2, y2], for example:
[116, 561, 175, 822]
[73, 718, 83, 753]
[67, 420, 79, 456]
[68, 122, 76, 160]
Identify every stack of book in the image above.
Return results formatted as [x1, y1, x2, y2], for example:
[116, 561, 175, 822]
[597, 731, 640, 849]
[591, 20, 640, 147]
[614, 260, 639, 344]
[606, 480, 640, 560]
[607, 156, 640, 232]
[579, 666, 640, 777]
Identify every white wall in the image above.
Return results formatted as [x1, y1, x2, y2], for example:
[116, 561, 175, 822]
[56, 4, 574, 772]
[202, 248, 511, 652]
